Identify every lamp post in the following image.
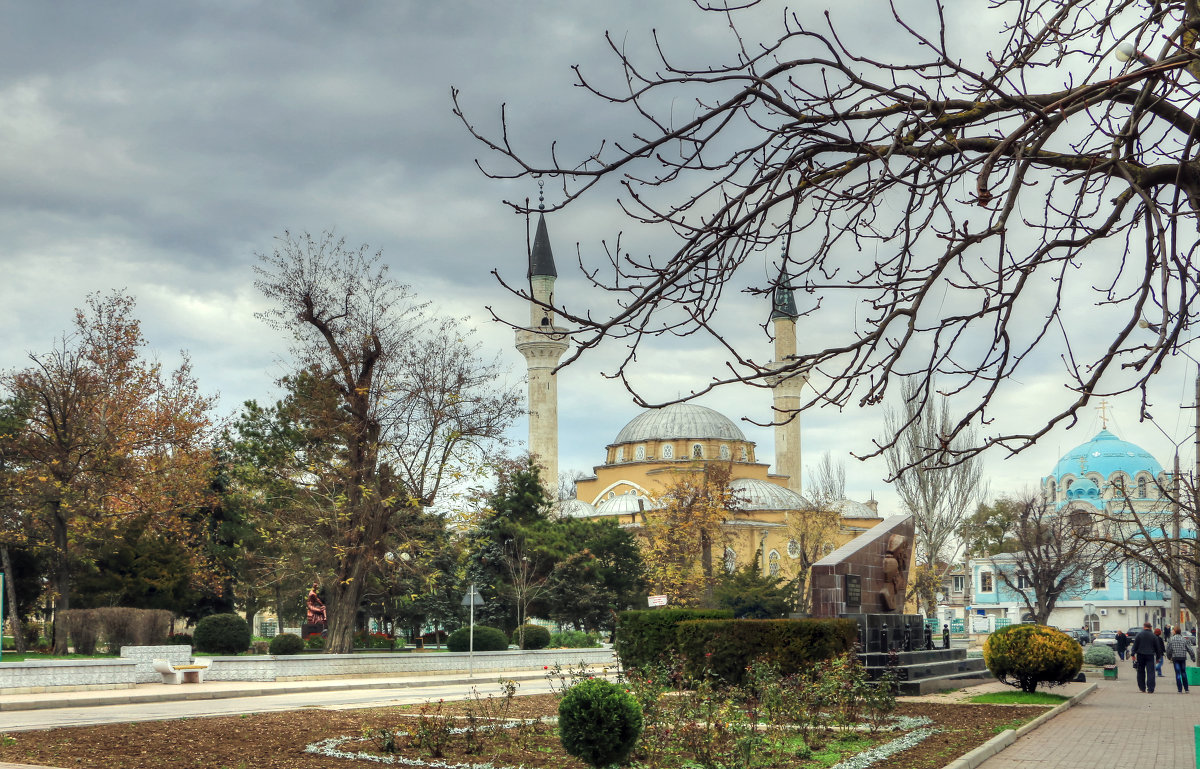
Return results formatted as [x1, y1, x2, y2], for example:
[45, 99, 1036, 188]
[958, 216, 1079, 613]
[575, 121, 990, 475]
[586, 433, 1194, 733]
[461, 585, 485, 678]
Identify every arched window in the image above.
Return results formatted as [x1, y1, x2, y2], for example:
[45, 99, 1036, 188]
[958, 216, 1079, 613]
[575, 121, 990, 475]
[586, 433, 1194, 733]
[635, 445, 646, 461]
[740, 446, 749, 461]
[768, 550, 780, 577]
[1137, 476, 1148, 499]
[723, 547, 737, 573]
[692, 444, 704, 459]
[616, 447, 625, 463]
[662, 444, 674, 460]
[787, 539, 800, 558]
[1048, 479, 1057, 502]
[719, 444, 731, 460]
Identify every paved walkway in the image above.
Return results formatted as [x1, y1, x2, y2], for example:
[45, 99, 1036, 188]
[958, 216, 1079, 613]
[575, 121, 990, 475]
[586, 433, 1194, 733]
[976, 662, 1200, 768]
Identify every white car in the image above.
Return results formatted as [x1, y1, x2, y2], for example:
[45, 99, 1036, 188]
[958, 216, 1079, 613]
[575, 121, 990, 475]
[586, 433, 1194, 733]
[1092, 630, 1119, 648]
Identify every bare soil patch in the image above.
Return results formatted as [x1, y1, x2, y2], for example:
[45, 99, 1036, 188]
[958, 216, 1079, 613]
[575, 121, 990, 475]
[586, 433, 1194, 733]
[0, 696, 1048, 769]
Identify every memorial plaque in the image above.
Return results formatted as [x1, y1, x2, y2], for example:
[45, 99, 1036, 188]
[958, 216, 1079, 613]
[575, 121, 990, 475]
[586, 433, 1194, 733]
[844, 574, 862, 609]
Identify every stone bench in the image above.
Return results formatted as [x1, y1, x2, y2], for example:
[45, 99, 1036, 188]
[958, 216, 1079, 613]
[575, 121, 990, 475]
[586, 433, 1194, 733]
[153, 658, 211, 684]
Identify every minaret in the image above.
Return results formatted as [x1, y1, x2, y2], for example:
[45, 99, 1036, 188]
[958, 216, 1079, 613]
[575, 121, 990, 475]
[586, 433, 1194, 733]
[767, 263, 808, 495]
[515, 191, 568, 494]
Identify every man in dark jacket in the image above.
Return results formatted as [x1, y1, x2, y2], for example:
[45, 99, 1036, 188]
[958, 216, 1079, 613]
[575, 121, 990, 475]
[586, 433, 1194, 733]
[1115, 630, 1130, 660]
[1131, 622, 1160, 693]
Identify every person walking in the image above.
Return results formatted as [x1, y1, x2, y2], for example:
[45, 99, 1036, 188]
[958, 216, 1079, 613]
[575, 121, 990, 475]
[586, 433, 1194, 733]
[1131, 622, 1159, 693]
[1166, 624, 1195, 693]
[1115, 629, 1129, 661]
[1154, 627, 1166, 677]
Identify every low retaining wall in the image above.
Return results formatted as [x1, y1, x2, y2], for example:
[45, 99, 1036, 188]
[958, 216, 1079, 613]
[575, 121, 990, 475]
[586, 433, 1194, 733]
[204, 648, 617, 682]
[0, 659, 138, 695]
[0, 647, 616, 691]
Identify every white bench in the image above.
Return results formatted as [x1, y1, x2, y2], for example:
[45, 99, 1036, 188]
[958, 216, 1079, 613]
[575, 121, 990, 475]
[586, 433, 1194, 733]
[153, 658, 212, 684]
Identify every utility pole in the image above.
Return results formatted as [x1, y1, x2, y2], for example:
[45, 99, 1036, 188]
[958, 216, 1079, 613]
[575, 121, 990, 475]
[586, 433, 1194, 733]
[1172, 451, 1181, 626]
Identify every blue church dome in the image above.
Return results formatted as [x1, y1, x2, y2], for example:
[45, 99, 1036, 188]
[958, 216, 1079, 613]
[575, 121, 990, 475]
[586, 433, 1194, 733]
[1047, 429, 1163, 481]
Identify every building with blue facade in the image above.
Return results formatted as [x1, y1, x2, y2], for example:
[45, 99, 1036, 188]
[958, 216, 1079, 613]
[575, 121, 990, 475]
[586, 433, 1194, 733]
[969, 429, 1173, 632]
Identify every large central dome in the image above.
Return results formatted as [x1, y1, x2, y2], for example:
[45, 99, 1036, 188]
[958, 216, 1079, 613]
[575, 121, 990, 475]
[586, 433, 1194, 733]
[1048, 429, 1163, 480]
[612, 403, 747, 445]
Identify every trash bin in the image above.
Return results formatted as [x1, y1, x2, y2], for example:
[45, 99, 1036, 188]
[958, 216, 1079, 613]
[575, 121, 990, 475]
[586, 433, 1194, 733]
[1185, 667, 1200, 686]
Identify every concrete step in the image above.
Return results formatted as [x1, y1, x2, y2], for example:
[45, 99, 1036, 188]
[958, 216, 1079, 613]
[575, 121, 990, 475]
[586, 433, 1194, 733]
[897, 666, 995, 695]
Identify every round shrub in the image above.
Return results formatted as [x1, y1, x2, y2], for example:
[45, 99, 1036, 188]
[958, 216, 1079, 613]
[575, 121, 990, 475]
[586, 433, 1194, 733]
[1083, 644, 1116, 666]
[269, 633, 305, 655]
[559, 678, 643, 768]
[446, 625, 509, 652]
[983, 624, 1083, 692]
[514, 624, 551, 650]
[193, 613, 251, 655]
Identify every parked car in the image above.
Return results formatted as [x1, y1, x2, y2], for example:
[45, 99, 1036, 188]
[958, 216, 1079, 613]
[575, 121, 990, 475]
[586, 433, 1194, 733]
[1092, 630, 1118, 648]
[1058, 628, 1091, 645]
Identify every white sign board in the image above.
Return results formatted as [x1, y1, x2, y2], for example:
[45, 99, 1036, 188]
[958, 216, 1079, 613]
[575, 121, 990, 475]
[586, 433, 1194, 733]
[647, 595, 668, 607]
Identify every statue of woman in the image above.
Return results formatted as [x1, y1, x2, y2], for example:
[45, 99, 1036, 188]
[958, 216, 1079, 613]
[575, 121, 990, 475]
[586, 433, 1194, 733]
[306, 582, 327, 626]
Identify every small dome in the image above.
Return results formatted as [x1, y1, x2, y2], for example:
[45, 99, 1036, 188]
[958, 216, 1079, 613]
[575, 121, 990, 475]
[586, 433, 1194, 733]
[1048, 429, 1163, 482]
[612, 403, 747, 445]
[596, 494, 655, 515]
[834, 499, 882, 519]
[729, 477, 808, 511]
[557, 498, 601, 518]
[1066, 478, 1101, 500]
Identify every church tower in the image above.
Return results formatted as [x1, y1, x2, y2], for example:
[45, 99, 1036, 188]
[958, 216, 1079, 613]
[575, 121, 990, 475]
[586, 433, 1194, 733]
[515, 201, 568, 492]
[767, 273, 808, 495]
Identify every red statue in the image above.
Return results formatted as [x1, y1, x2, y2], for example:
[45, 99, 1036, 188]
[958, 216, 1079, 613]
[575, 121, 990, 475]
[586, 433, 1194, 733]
[306, 582, 327, 626]
[879, 533, 909, 612]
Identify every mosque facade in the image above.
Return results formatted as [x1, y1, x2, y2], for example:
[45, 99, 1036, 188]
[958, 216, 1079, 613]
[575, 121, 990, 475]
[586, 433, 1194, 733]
[970, 428, 1174, 631]
[515, 212, 884, 592]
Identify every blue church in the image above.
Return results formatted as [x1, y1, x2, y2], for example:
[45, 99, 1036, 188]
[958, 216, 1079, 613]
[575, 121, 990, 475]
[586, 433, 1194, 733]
[970, 428, 1174, 631]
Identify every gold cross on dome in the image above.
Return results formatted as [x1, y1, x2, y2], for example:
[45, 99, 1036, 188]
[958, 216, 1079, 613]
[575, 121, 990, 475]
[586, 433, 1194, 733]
[1096, 399, 1111, 429]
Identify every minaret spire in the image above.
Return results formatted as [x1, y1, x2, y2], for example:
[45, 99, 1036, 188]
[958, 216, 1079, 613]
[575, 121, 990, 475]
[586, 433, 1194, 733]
[516, 181, 569, 495]
[767, 244, 808, 495]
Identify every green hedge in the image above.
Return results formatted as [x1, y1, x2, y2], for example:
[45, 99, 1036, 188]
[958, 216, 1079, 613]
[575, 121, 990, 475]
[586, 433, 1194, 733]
[614, 609, 733, 670]
[676, 618, 858, 685]
[446, 625, 509, 652]
[513, 624, 551, 650]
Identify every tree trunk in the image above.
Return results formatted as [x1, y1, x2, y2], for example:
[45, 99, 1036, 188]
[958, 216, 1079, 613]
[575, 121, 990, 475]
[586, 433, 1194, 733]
[0, 546, 26, 653]
[50, 502, 71, 655]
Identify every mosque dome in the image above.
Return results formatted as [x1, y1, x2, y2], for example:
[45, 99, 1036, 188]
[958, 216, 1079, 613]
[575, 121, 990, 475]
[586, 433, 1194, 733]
[729, 477, 808, 511]
[612, 403, 747, 445]
[556, 498, 601, 518]
[1047, 429, 1164, 482]
[596, 493, 656, 516]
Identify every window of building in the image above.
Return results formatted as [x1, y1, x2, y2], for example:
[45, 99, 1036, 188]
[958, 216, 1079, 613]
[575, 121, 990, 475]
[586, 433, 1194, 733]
[616, 447, 625, 463]
[740, 446, 749, 461]
[634, 445, 646, 461]
[768, 550, 780, 577]
[723, 547, 737, 574]
[1085, 613, 1100, 632]
[787, 539, 799, 558]
[1092, 567, 1107, 590]
[692, 444, 704, 459]
[662, 444, 674, 460]
[1017, 574, 1032, 589]
[980, 571, 994, 593]
[719, 444, 731, 460]
[952, 575, 965, 594]
[1137, 476, 1148, 499]
[1048, 479, 1057, 502]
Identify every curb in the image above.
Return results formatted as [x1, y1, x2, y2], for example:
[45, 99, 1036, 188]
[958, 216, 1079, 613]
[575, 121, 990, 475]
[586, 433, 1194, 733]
[941, 682, 1098, 769]
[0, 670, 557, 713]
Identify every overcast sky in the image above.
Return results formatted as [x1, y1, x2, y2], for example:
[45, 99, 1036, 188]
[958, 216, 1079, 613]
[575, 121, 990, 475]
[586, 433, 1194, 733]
[2, 1, 1197, 517]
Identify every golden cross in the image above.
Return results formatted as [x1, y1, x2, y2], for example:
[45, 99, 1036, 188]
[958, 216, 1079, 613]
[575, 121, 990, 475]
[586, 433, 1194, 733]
[1096, 399, 1111, 429]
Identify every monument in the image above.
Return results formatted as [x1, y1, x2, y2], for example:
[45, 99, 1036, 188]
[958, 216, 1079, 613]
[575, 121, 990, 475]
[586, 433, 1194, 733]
[303, 581, 327, 637]
[809, 514, 990, 693]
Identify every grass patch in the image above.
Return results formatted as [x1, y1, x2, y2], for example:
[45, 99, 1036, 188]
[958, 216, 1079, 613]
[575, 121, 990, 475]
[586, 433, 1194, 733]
[970, 691, 1068, 705]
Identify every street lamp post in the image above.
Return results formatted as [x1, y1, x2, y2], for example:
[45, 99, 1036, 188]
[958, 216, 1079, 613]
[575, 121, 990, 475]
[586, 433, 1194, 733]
[461, 585, 485, 679]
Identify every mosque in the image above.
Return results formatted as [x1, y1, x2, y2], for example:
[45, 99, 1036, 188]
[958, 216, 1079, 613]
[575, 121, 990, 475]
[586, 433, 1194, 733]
[970, 424, 1174, 630]
[513, 210, 884, 591]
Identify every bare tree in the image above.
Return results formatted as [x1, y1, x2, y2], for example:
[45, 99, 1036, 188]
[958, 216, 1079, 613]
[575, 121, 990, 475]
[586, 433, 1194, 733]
[255, 231, 520, 653]
[557, 469, 589, 502]
[884, 380, 986, 569]
[457, 0, 1200, 464]
[785, 451, 843, 613]
[989, 495, 1113, 625]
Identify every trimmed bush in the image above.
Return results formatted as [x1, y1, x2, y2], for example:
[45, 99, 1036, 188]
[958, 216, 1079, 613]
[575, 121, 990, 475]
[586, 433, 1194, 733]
[983, 624, 1083, 692]
[614, 609, 734, 670]
[60, 609, 101, 655]
[514, 624, 551, 650]
[446, 625, 509, 652]
[193, 613, 252, 655]
[558, 678, 643, 768]
[166, 633, 193, 646]
[1083, 644, 1116, 666]
[269, 633, 305, 655]
[676, 617, 858, 685]
[551, 630, 601, 648]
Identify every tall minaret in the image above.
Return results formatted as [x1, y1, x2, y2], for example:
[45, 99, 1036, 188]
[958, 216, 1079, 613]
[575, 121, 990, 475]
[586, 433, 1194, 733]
[767, 267, 808, 495]
[515, 194, 568, 494]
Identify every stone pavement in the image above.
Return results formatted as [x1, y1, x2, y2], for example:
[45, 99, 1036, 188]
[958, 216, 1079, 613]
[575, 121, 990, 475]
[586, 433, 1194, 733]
[975, 661, 1200, 768]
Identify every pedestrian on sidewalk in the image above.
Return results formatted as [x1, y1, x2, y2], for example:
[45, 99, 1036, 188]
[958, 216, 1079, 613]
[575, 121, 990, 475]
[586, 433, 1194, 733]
[1166, 625, 1195, 693]
[1115, 630, 1129, 661]
[1132, 622, 1159, 693]
[1154, 627, 1166, 677]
